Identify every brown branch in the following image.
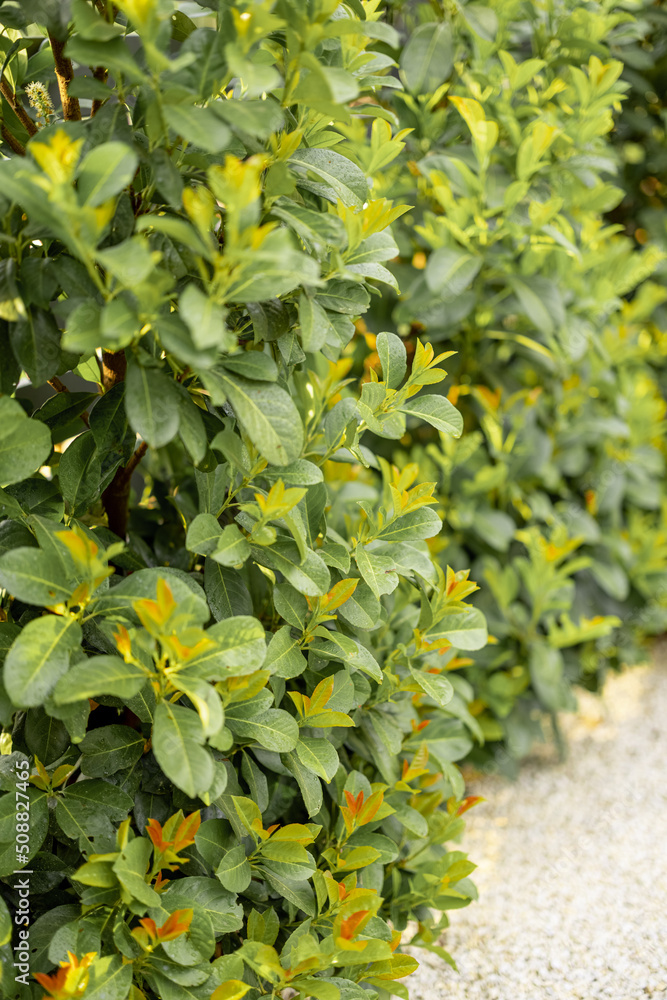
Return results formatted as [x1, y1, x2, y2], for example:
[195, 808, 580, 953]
[1, 124, 25, 156]
[101, 349, 127, 392]
[91, 66, 108, 117]
[118, 442, 148, 489]
[99, 349, 147, 539]
[48, 33, 81, 121]
[0, 78, 37, 136]
[102, 443, 147, 539]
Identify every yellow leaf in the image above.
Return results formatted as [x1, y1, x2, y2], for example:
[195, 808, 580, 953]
[211, 981, 252, 1000]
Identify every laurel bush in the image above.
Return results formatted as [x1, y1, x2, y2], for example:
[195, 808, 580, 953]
[0, 2, 485, 998]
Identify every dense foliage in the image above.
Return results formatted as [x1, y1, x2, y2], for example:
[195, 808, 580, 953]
[0, 2, 485, 998]
[362, 0, 667, 763]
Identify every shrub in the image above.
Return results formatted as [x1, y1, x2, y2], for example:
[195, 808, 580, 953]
[0, 2, 485, 998]
[363, 0, 667, 763]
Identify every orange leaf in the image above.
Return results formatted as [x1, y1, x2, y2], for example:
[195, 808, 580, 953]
[157, 908, 193, 942]
[456, 795, 485, 817]
[174, 811, 201, 852]
[340, 910, 369, 940]
[146, 818, 169, 852]
[358, 789, 383, 826]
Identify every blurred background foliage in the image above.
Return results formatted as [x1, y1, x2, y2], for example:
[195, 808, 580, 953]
[350, 0, 667, 767]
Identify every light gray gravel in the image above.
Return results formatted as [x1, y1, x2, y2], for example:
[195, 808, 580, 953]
[407, 653, 667, 999]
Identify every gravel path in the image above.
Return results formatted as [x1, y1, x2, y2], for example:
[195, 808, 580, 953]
[407, 653, 667, 999]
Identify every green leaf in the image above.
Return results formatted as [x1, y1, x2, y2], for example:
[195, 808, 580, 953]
[79, 724, 145, 778]
[376, 332, 406, 389]
[309, 632, 382, 683]
[509, 276, 561, 335]
[399, 394, 463, 437]
[55, 780, 134, 855]
[53, 655, 147, 704]
[165, 104, 231, 153]
[204, 371, 304, 466]
[3, 615, 81, 708]
[463, 4, 499, 41]
[0, 787, 49, 874]
[112, 835, 161, 907]
[337, 581, 381, 630]
[212, 525, 252, 567]
[91, 568, 209, 623]
[163, 876, 244, 934]
[125, 358, 182, 448]
[97, 240, 154, 290]
[376, 508, 442, 542]
[282, 752, 323, 821]
[35, 391, 98, 441]
[262, 866, 316, 916]
[0, 548, 73, 606]
[0, 896, 10, 946]
[59, 431, 102, 514]
[295, 737, 339, 782]
[226, 707, 299, 752]
[83, 956, 133, 1000]
[400, 22, 453, 94]
[425, 248, 482, 297]
[153, 701, 215, 798]
[298, 294, 334, 353]
[409, 665, 454, 707]
[529, 644, 567, 711]
[221, 352, 277, 382]
[187, 513, 223, 556]
[216, 844, 252, 893]
[12, 308, 76, 386]
[273, 583, 308, 629]
[289, 149, 368, 208]
[264, 626, 307, 679]
[263, 460, 323, 486]
[76, 141, 139, 207]
[425, 608, 488, 651]
[0, 397, 51, 487]
[204, 560, 253, 620]
[185, 616, 266, 681]
[354, 547, 398, 598]
[66, 36, 146, 82]
[255, 540, 330, 597]
[180, 283, 229, 350]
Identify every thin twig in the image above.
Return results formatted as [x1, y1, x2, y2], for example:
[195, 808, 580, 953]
[48, 33, 82, 121]
[48, 376, 91, 426]
[0, 78, 37, 136]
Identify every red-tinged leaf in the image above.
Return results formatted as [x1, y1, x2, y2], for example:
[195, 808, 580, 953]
[456, 795, 485, 816]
